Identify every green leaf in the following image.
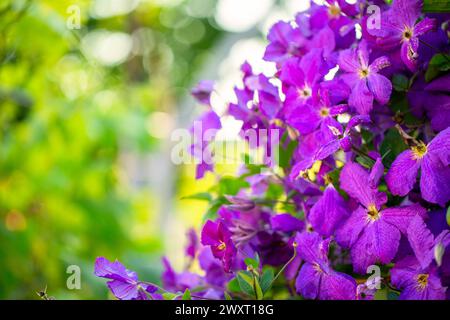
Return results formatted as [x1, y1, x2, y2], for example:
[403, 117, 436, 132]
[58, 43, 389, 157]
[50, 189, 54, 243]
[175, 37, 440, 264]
[182, 289, 191, 300]
[425, 53, 450, 82]
[227, 278, 241, 293]
[162, 292, 179, 300]
[244, 257, 259, 270]
[423, 0, 450, 13]
[259, 268, 274, 293]
[254, 277, 264, 300]
[236, 271, 255, 297]
[447, 206, 450, 227]
[380, 128, 408, 167]
[181, 192, 212, 202]
[224, 292, 232, 300]
[392, 74, 409, 92]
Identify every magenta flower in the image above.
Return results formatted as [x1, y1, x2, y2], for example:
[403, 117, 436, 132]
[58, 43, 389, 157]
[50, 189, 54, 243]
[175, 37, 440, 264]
[336, 161, 427, 273]
[295, 232, 357, 300]
[386, 127, 450, 206]
[201, 220, 236, 272]
[369, 0, 436, 71]
[94, 257, 158, 300]
[338, 41, 392, 114]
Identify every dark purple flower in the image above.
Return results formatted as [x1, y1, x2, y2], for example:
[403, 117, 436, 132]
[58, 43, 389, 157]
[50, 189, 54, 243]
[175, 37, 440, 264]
[386, 127, 450, 206]
[295, 232, 357, 300]
[336, 161, 427, 273]
[94, 257, 157, 300]
[201, 220, 236, 272]
[369, 0, 436, 71]
[338, 41, 392, 114]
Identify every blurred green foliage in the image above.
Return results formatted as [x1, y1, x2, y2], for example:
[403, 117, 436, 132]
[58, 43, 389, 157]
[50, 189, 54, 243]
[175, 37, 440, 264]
[0, 0, 223, 299]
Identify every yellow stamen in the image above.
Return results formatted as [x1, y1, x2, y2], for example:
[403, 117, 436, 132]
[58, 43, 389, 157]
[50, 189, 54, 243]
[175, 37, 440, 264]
[411, 142, 428, 159]
[320, 107, 330, 117]
[359, 68, 369, 79]
[416, 274, 429, 291]
[328, 5, 341, 17]
[217, 241, 226, 251]
[367, 205, 380, 221]
[402, 27, 414, 41]
[298, 87, 312, 99]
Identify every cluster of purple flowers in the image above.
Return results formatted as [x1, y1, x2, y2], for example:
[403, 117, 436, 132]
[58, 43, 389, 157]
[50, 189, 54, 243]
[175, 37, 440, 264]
[95, 0, 450, 300]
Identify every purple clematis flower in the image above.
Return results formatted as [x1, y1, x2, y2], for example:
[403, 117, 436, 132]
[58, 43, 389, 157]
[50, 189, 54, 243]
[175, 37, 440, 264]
[391, 189, 450, 301]
[270, 213, 304, 233]
[189, 110, 222, 179]
[201, 220, 236, 272]
[386, 127, 450, 206]
[263, 20, 306, 64]
[295, 231, 357, 300]
[369, 0, 436, 71]
[281, 49, 328, 117]
[336, 161, 427, 274]
[185, 228, 199, 260]
[287, 88, 348, 135]
[94, 257, 158, 300]
[309, 184, 350, 237]
[391, 256, 446, 300]
[338, 41, 392, 114]
[191, 80, 214, 105]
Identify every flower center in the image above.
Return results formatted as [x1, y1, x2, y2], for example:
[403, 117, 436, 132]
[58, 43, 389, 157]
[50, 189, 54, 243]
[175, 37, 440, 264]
[320, 107, 330, 117]
[359, 68, 369, 79]
[328, 5, 341, 17]
[416, 274, 429, 291]
[367, 205, 380, 221]
[298, 86, 312, 99]
[402, 27, 414, 40]
[217, 241, 226, 251]
[411, 142, 428, 159]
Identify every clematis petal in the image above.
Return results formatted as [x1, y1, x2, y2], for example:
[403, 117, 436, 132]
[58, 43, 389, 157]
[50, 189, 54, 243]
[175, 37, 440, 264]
[320, 272, 357, 300]
[94, 257, 138, 282]
[400, 38, 419, 71]
[414, 17, 436, 36]
[201, 220, 220, 246]
[407, 215, 435, 269]
[107, 280, 142, 300]
[271, 214, 304, 233]
[338, 48, 359, 73]
[369, 157, 384, 188]
[340, 162, 382, 208]
[348, 80, 374, 115]
[295, 231, 329, 263]
[351, 219, 401, 274]
[420, 155, 450, 206]
[336, 206, 368, 249]
[367, 73, 392, 105]
[309, 185, 350, 237]
[295, 262, 321, 299]
[381, 203, 427, 234]
[385, 150, 420, 197]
